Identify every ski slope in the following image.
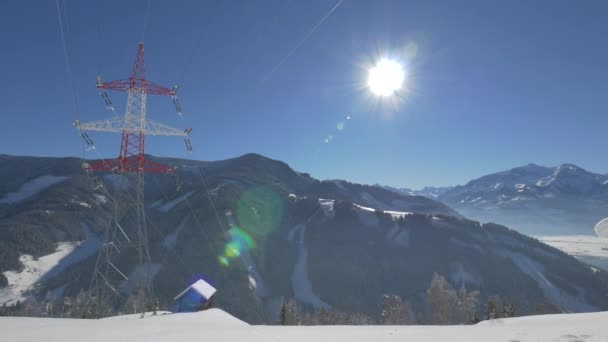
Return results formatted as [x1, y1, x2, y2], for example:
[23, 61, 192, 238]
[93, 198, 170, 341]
[2, 309, 608, 342]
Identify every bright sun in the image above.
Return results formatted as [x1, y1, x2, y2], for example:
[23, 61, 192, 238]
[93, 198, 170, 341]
[367, 58, 405, 97]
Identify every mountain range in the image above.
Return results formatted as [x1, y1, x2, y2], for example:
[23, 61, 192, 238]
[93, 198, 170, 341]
[384, 163, 608, 236]
[1, 154, 608, 323]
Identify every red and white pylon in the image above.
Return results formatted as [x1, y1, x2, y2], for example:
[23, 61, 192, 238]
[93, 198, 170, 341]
[76, 42, 190, 316]
[75, 42, 191, 174]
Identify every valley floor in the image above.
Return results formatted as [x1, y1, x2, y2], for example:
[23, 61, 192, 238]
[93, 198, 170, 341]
[1, 308, 607, 342]
[539, 235, 608, 271]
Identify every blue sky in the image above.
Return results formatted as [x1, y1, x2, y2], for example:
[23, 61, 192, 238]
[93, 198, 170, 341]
[1, 0, 607, 189]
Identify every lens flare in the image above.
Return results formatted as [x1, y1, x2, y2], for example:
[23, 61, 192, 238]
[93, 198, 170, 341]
[230, 227, 256, 249]
[218, 187, 283, 267]
[225, 241, 241, 258]
[218, 225, 257, 266]
[218, 256, 230, 266]
[236, 186, 284, 236]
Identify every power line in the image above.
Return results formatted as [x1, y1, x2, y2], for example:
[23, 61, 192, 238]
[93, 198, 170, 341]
[55, 0, 80, 116]
[96, 0, 105, 74]
[259, 0, 345, 84]
[142, 0, 152, 42]
[176, 0, 221, 85]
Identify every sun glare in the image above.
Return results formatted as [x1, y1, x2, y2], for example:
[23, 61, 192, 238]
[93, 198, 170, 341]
[367, 58, 405, 97]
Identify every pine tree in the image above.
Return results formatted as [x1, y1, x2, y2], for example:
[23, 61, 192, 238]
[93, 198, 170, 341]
[279, 299, 300, 325]
[280, 301, 287, 325]
[502, 302, 515, 318]
[483, 300, 497, 320]
[470, 312, 480, 324]
[0, 273, 8, 288]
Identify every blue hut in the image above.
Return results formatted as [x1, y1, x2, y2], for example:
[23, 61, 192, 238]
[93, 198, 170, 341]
[174, 279, 217, 312]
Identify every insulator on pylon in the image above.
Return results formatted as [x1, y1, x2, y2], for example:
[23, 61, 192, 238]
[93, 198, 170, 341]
[96, 75, 103, 87]
[184, 138, 192, 152]
[80, 131, 96, 150]
[183, 127, 192, 135]
[172, 85, 180, 93]
[172, 97, 182, 116]
[100, 91, 114, 112]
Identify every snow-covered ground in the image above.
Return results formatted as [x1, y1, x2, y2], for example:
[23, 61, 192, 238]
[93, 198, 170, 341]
[120, 263, 162, 294]
[539, 235, 608, 271]
[0, 224, 101, 306]
[2, 308, 608, 342]
[0, 242, 76, 306]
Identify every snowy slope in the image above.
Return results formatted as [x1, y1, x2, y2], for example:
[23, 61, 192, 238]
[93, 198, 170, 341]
[0, 224, 101, 306]
[2, 309, 608, 342]
[0, 243, 76, 306]
[0, 175, 69, 205]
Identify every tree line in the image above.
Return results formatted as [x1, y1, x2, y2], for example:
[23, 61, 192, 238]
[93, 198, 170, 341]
[278, 273, 517, 325]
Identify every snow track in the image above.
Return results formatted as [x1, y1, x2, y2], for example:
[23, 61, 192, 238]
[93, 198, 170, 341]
[290, 224, 330, 309]
[158, 191, 193, 212]
[0, 175, 68, 205]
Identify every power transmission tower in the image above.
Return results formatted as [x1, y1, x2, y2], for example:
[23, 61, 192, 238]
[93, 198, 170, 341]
[85, 170, 133, 317]
[76, 42, 191, 317]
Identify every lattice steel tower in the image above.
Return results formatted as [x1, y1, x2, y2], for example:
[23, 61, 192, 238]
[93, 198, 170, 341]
[75, 42, 191, 316]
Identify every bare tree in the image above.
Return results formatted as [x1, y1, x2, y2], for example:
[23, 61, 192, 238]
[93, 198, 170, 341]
[427, 273, 480, 324]
[380, 294, 412, 325]
[316, 307, 339, 325]
[344, 311, 374, 325]
[455, 286, 479, 324]
[427, 273, 458, 324]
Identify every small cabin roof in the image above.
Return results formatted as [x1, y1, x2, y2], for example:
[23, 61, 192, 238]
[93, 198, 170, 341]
[174, 279, 217, 301]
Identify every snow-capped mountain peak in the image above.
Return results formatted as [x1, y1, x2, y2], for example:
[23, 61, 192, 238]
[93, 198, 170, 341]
[439, 163, 608, 235]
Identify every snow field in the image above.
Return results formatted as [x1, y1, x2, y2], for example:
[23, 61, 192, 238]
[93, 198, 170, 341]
[1, 309, 607, 342]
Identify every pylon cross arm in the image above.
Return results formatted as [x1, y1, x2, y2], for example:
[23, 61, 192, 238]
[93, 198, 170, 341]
[76, 118, 188, 137]
[98, 79, 176, 96]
